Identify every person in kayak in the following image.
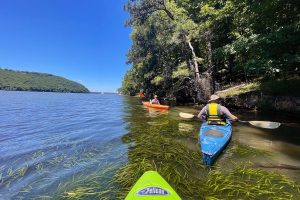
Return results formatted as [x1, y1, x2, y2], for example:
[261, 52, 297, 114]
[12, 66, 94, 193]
[197, 94, 238, 125]
[150, 95, 160, 104]
[139, 90, 145, 98]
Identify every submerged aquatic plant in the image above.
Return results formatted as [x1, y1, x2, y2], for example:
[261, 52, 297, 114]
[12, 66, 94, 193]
[32, 150, 45, 159]
[57, 164, 121, 200]
[114, 116, 206, 199]
[114, 114, 300, 199]
[52, 108, 300, 200]
[35, 163, 44, 172]
[17, 165, 28, 177]
[229, 142, 271, 157]
[203, 164, 300, 199]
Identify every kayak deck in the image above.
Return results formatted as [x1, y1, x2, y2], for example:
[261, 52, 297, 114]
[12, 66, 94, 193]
[199, 121, 232, 166]
[125, 171, 181, 200]
[142, 101, 170, 110]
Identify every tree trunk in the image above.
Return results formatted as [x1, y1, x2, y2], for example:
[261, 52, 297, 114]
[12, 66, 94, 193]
[161, 8, 211, 102]
[187, 40, 200, 81]
[162, 0, 174, 20]
[187, 39, 211, 102]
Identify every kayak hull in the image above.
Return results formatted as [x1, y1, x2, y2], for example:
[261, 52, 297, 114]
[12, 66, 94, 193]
[199, 121, 232, 166]
[142, 101, 169, 110]
[125, 171, 181, 200]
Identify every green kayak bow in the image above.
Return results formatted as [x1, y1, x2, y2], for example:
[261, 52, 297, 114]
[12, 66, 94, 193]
[125, 171, 181, 200]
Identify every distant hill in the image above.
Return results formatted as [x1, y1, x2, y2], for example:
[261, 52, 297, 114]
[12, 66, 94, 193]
[0, 68, 89, 93]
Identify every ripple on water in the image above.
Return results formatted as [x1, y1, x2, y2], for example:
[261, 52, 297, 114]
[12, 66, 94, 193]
[0, 92, 128, 199]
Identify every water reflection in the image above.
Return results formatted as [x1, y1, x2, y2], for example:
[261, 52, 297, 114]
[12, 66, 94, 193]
[233, 119, 300, 168]
[178, 123, 194, 132]
[144, 106, 169, 118]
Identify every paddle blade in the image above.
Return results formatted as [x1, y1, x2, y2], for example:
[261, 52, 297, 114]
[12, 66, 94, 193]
[249, 121, 281, 129]
[179, 112, 195, 119]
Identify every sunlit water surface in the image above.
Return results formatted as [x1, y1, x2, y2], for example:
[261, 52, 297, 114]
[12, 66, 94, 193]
[0, 91, 129, 199]
[0, 91, 300, 199]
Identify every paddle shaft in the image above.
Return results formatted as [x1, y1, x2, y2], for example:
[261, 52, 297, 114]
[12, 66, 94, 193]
[179, 112, 280, 129]
[236, 119, 248, 123]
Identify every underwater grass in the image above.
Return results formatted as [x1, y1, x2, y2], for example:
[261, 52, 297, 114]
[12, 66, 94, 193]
[32, 150, 45, 159]
[1, 142, 127, 199]
[229, 142, 271, 158]
[0, 165, 30, 189]
[203, 163, 300, 199]
[114, 121, 206, 200]
[56, 164, 122, 200]
[55, 116, 205, 200]
[113, 116, 300, 199]
[31, 111, 300, 200]
[4, 105, 299, 199]
[115, 116, 204, 199]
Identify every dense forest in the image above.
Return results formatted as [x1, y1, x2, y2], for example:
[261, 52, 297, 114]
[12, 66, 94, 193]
[0, 69, 89, 93]
[119, 0, 299, 103]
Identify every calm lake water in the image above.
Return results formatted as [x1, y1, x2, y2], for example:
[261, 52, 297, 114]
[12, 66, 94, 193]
[0, 91, 300, 199]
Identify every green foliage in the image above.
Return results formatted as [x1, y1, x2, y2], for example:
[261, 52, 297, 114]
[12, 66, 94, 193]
[121, 0, 300, 100]
[118, 68, 139, 95]
[151, 75, 164, 85]
[0, 69, 89, 93]
[216, 0, 300, 79]
[172, 62, 190, 78]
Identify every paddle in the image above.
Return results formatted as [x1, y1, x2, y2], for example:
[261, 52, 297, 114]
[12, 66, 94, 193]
[236, 120, 281, 129]
[179, 112, 281, 129]
[179, 112, 195, 119]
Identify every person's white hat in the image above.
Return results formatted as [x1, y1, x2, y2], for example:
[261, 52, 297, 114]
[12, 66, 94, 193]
[208, 94, 220, 102]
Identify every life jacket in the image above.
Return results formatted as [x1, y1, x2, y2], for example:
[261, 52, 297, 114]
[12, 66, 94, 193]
[206, 103, 226, 125]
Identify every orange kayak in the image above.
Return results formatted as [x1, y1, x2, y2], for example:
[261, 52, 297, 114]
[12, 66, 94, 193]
[142, 101, 170, 110]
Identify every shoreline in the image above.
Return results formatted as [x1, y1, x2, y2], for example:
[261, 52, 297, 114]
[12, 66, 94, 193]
[0, 89, 90, 94]
[161, 80, 300, 113]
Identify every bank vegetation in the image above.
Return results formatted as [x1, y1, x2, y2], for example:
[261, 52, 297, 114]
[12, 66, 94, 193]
[119, 0, 299, 104]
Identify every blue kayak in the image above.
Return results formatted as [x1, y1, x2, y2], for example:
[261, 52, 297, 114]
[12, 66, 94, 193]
[199, 120, 232, 166]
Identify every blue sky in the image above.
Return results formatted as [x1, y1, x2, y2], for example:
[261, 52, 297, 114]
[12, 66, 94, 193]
[0, 0, 131, 92]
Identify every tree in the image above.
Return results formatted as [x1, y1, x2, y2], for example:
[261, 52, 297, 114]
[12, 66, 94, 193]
[121, 0, 300, 102]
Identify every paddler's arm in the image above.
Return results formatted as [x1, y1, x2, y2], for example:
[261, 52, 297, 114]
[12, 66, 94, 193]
[221, 106, 238, 121]
[197, 106, 207, 121]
